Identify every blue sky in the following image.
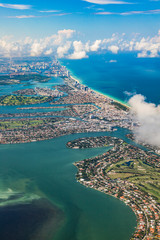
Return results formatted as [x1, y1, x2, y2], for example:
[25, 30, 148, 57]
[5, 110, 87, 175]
[0, 0, 160, 40]
[0, 0, 160, 60]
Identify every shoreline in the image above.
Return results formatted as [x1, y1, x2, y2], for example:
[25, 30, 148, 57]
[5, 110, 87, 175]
[69, 74, 130, 110]
[70, 136, 160, 239]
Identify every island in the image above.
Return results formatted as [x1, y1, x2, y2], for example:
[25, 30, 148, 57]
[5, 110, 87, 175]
[0, 73, 51, 85]
[68, 136, 160, 240]
[0, 95, 54, 106]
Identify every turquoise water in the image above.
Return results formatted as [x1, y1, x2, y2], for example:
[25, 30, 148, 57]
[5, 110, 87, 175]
[0, 76, 64, 96]
[0, 129, 136, 240]
[0, 76, 64, 115]
[62, 52, 160, 105]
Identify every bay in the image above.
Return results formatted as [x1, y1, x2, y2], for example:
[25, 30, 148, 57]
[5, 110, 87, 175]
[0, 129, 136, 240]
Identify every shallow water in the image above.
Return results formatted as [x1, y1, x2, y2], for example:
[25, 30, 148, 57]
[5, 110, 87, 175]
[0, 129, 136, 240]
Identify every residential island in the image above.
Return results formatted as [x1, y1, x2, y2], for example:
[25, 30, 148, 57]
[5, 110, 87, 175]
[68, 136, 160, 239]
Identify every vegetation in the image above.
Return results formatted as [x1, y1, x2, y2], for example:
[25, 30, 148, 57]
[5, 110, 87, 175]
[106, 158, 160, 202]
[0, 119, 46, 130]
[0, 95, 53, 106]
[0, 74, 51, 85]
[111, 101, 129, 111]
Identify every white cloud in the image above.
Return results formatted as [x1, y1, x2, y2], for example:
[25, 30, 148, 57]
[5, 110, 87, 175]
[30, 41, 43, 56]
[68, 51, 88, 59]
[0, 29, 76, 58]
[129, 94, 160, 147]
[133, 35, 160, 58]
[83, 0, 131, 4]
[137, 51, 148, 58]
[8, 13, 71, 19]
[45, 48, 53, 55]
[39, 10, 60, 13]
[9, 15, 36, 19]
[109, 59, 117, 62]
[95, 9, 160, 15]
[68, 39, 102, 59]
[108, 45, 119, 53]
[68, 41, 88, 59]
[124, 91, 136, 97]
[73, 41, 84, 52]
[121, 9, 160, 16]
[95, 11, 114, 15]
[57, 41, 72, 58]
[1, 30, 160, 59]
[90, 40, 102, 51]
[0, 3, 31, 10]
[53, 29, 75, 45]
[58, 29, 75, 39]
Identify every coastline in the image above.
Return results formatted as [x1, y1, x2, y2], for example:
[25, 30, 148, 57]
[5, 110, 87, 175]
[60, 59, 130, 108]
[69, 73, 130, 110]
[70, 136, 160, 239]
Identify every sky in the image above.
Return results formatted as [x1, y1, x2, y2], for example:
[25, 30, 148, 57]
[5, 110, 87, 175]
[0, 0, 160, 39]
[0, 0, 160, 59]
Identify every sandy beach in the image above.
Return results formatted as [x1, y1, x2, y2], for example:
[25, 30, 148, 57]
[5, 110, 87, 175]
[70, 74, 130, 109]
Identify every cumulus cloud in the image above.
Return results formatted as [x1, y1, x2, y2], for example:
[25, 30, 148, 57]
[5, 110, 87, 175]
[68, 41, 88, 59]
[57, 41, 72, 58]
[30, 41, 43, 56]
[67, 39, 102, 59]
[90, 40, 102, 51]
[0, 3, 31, 10]
[133, 36, 160, 58]
[129, 94, 160, 147]
[68, 50, 88, 59]
[45, 48, 53, 55]
[30, 29, 75, 57]
[0, 29, 76, 58]
[53, 29, 75, 45]
[1, 30, 160, 59]
[108, 45, 119, 53]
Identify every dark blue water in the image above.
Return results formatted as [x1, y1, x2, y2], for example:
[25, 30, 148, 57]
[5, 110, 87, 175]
[62, 52, 160, 105]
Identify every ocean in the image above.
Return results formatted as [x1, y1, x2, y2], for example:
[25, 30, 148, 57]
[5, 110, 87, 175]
[62, 52, 160, 105]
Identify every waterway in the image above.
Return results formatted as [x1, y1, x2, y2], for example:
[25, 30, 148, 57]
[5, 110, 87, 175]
[0, 129, 136, 240]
